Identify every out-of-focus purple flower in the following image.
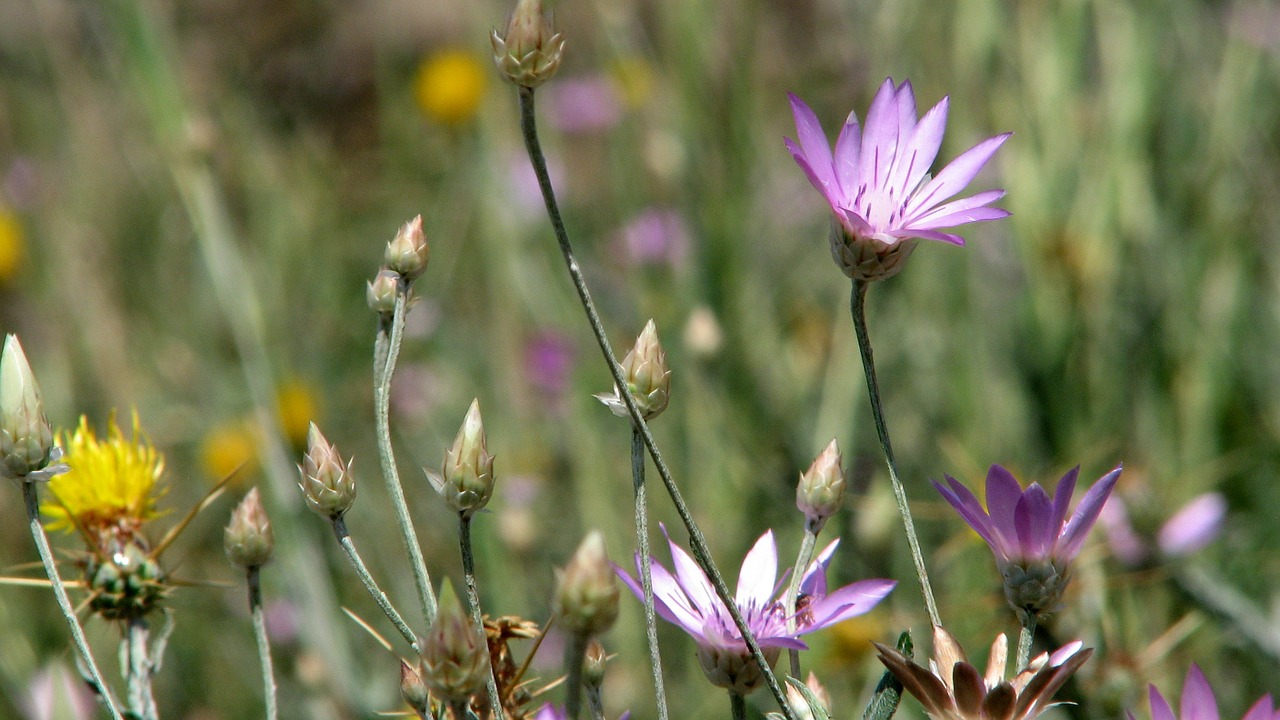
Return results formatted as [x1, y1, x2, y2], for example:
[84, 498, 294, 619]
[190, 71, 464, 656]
[614, 207, 691, 268]
[534, 703, 631, 720]
[1100, 496, 1149, 565]
[933, 464, 1121, 618]
[546, 75, 624, 133]
[785, 79, 1010, 281]
[507, 153, 564, 217]
[524, 331, 576, 399]
[25, 662, 95, 720]
[1100, 493, 1226, 566]
[1131, 664, 1280, 720]
[616, 527, 895, 694]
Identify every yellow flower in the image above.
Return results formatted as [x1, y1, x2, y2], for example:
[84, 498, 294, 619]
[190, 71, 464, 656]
[43, 413, 166, 535]
[0, 208, 24, 283]
[199, 419, 259, 486]
[609, 57, 654, 109]
[414, 49, 488, 126]
[276, 379, 318, 448]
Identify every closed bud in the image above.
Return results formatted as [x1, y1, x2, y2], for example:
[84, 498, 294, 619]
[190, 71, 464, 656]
[782, 673, 832, 720]
[796, 439, 845, 532]
[828, 220, 918, 282]
[427, 400, 495, 518]
[554, 531, 619, 638]
[420, 579, 488, 703]
[490, 0, 565, 88]
[225, 488, 274, 569]
[595, 320, 670, 421]
[385, 215, 430, 281]
[367, 268, 400, 315]
[400, 659, 431, 715]
[0, 335, 61, 481]
[298, 423, 357, 519]
[582, 639, 608, 689]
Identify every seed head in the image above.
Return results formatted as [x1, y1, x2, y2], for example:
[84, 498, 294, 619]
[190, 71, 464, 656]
[490, 0, 565, 88]
[298, 423, 357, 519]
[225, 488, 274, 569]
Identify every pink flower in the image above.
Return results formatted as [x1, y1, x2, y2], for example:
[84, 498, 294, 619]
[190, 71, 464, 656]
[1132, 665, 1280, 720]
[786, 79, 1010, 280]
[616, 527, 894, 693]
[1101, 493, 1226, 565]
[933, 464, 1120, 618]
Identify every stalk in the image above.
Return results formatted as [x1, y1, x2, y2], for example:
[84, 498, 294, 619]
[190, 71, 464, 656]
[631, 428, 670, 720]
[123, 618, 159, 720]
[1016, 614, 1037, 671]
[331, 516, 420, 652]
[459, 515, 505, 720]
[784, 526, 818, 678]
[247, 567, 278, 720]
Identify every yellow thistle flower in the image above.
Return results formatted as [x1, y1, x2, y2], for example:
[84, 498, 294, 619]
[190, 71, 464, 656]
[276, 379, 318, 449]
[43, 413, 166, 536]
[199, 419, 259, 486]
[0, 208, 24, 283]
[414, 49, 488, 126]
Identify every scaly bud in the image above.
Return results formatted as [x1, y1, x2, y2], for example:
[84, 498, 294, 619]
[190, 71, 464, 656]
[420, 579, 488, 703]
[582, 639, 608, 689]
[554, 531, 619, 638]
[225, 488, 274, 569]
[0, 335, 62, 481]
[385, 215, 430, 281]
[400, 659, 432, 716]
[298, 423, 357, 519]
[426, 400, 495, 518]
[829, 219, 919, 282]
[796, 439, 845, 533]
[595, 319, 671, 421]
[490, 0, 565, 88]
[367, 268, 400, 315]
[781, 673, 832, 720]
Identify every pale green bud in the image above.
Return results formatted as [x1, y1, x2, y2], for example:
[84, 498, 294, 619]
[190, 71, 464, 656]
[490, 0, 565, 88]
[796, 439, 845, 532]
[224, 488, 274, 569]
[399, 659, 431, 715]
[583, 639, 607, 689]
[427, 400, 495, 518]
[367, 268, 399, 315]
[595, 319, 671, 421]
[0, 335, 58, 481]
[420, 579, 488, 703]
[384, 215, 430, 281]
[554, 530, 619, 638]
[298, 423, 357, 519]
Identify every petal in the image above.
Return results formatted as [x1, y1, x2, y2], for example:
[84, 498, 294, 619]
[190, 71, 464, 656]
[1242, 695, 1277, 720]
[875, 644, 955, 717]
[786, 138, 844, 215]
[662, 526, 719, 616]
[799, 538, 840, 596]
[983, 683, 1018, 720]
[886, 228, 966, 246]
[787, 93, 837, 197]
[1050, 467, 1081, 535]
[1056, 465, 1122, 561]
[801, 579, 896, 628]
[888, 96, 948, 202]
[858, 78, 904, 193]
[615, 559, 703, 638]
[904, 132, 1012, 219]
[1150, 685, 1178, 720]
[736, 530, 778, 612]
[1157, 493, 1227, 557]
[903, 189, 1008, 229]
[934, 477, 1004, 554]
[1014, 484, 1055, 560]
[833, 111, 863, 198]
[985, 466, 1027, 556]
[952, 662, 987, 717]
[1181, 665, 1220, 720]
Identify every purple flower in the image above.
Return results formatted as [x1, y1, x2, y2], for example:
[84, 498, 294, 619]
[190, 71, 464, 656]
[616, 527, 895, 694]
[933, 464, 1121, 618]
[1101, 493, 1226, 565]
[614, 207, 692, 268]
[785, 79, 1010, 280]
[1131, 665, 1280, 720]
[534, 704, 631, 720]
[545, 75, 624, 133]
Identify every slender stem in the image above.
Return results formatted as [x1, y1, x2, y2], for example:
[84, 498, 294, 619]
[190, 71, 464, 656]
[247, 567, 278, 720]
[849, 281, 942, 628]
[631, 429, 671, 720]
[784, 526, 819, 678]
[517, 85, 797, 720]
[123, 618, 159, 720]
[586, 681, 607, 720]
[331, 516, 420, 652]
[459, 515, 505, 720]
[22, 480, 124, 720]
[563, 632, 588, 720]
[729, 691, 748, 720]
[374, 286, 437, 627]
[1016, 614, 1037, 671]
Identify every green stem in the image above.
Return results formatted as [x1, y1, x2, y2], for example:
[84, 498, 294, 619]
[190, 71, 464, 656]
[374, 286, 437, 627]
[248, 567, 278, 720]
[331, 516, 420, 652]
[1016, 614, 1037, 671]
[632, 429, 671, 720]
[563, 632, 588, 720]
[850, 281, 942, 628]
[22, 480, 124, 719]
[124, 618, 159, 720]
[729, 691, 748, 720]
[586, 681, 607, 720]
[784, 526, 819, 678]
[459, 515, 505, 720]
[517, 85, 797, 720]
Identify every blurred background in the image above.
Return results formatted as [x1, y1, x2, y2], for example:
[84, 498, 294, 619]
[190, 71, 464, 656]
[1, 0, 1279, 717]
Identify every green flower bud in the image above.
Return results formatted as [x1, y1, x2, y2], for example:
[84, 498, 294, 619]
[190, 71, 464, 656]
[400, 659, 431, 715]
[554, 531, 619, 638]
[796, 439, 845, 532]
[595, 320, 671, 421]
[420, 579, 488, 703]
[427, 400, 495, 518]
[385, 215, 430, 281]
[298, 423, 357, 519]
[490, 0, 565, 88]
[224, 488, 274, 569]
[582, 639, 608, 689]
[0, 335, 59, 481]
[367, 268, 400, 315]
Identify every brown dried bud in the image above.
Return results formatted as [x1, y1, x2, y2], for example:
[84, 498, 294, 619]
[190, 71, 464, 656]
[298, 423, 357, 519]
[225, 488, 274, 568]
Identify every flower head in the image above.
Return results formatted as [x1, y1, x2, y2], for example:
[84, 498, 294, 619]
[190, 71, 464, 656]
[1133, 664, 1279, 720]
[426, 399, 496, 518]
[1, 335, 61, 481]
[933, 464, 1120, 619]
[415, 49, 488, 126]
[786, 79, 1010, 281]
[616, 527, 894, 693]
[298, 423, 357, 519]
[595, 320, 671, 421]
[491, 0, 566, 88]
[224, 487, 274, 569]
[875, 626, 1092, 720]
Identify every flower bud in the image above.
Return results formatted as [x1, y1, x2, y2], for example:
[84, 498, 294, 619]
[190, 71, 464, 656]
[385, 215, 430, 281]
[796, 439, 845, 532]
[225, 488, 274, 569]
[0, 335, 59, 481]
[594, 320, 670, 421]
[828, 221, 918, 282]
[1001, 559, 1069, 623]
[367, 268, 400, 315]
[554, 531, 619, 638]
[420, 579, 488, 703]
[490, 0, 565, 88]
[427, 400, 495, 518]
[298, 423, 357, 519]
[400, 659, 431, 715]
[782, 673, 831, 720]
[582, 639, 607, 689]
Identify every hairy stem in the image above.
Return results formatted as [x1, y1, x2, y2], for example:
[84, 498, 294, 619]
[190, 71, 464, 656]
[563, 632, 588, 720]
[632, 428, 671, 720]
[729, 691, 747, 720]
[331, 516, 420, 652]
[247, 567, 278, 720]
[1016, 614, 1037, 671]
[784, 526, 819, 678]
[22, 480, 124, 720]
[517, 84, 796, 720]
[459, 515, 505, 720]
[850, 281, 942, 627]
[586, 680, 607, 720]
[123, 618, 159, 720]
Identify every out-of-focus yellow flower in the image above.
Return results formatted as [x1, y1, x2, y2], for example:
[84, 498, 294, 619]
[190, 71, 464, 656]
[823, 612, 890, 666]
[415, 50, 488, 126]
[610, 57, 654, 109]
[44, 413, 166, 535]
[276, 379, 318, 448]
[200, 419, 259, 486]
[0, 209, 24, 282]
